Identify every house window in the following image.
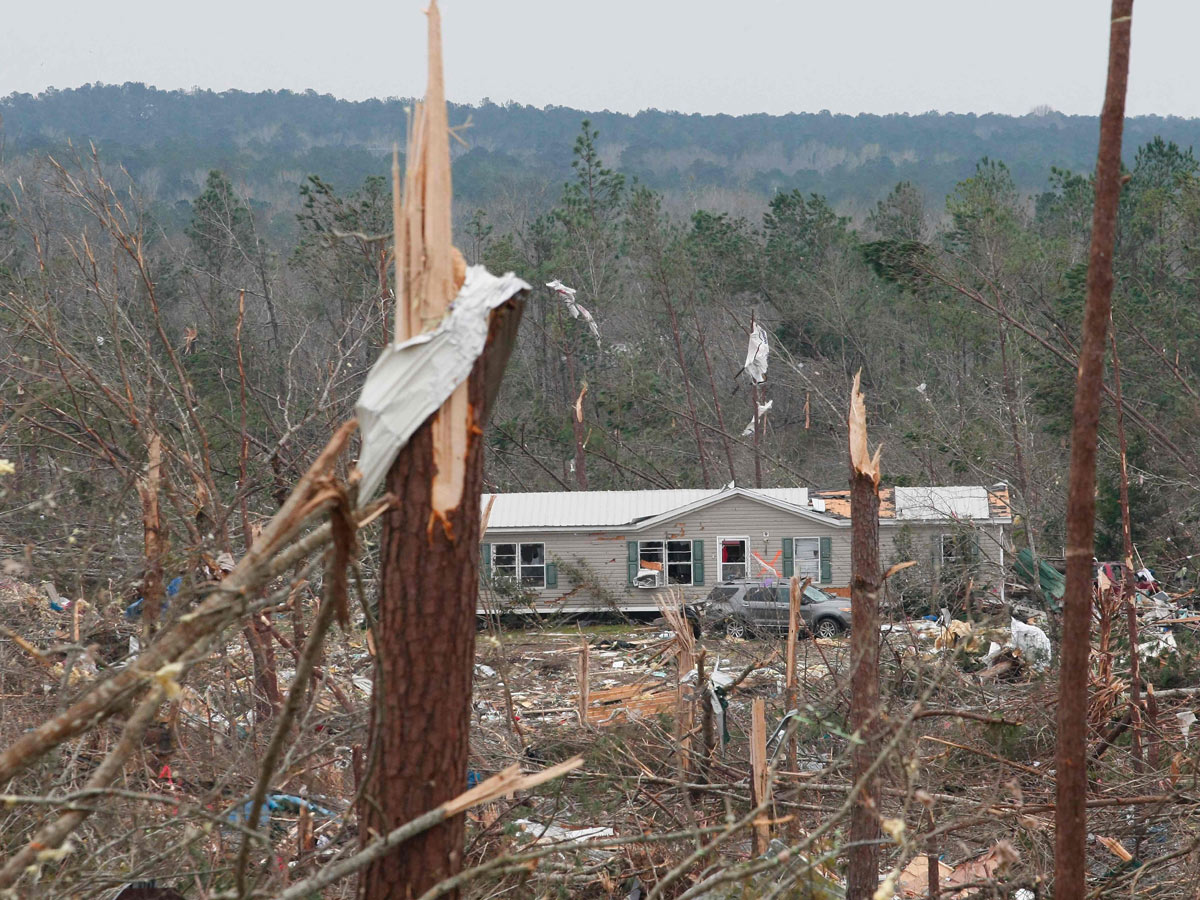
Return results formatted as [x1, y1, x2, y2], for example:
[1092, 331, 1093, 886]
[939, 534, 974, 568]
[636, 540, 692, 586]
[667, 540, 693, 585]
[794, 537, 821, 581]
[638, 540, 664, 587]
[493, 542, 546, 588]
[719, 537, 748, 581]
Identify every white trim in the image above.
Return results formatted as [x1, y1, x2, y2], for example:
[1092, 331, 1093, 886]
[717, 535, 751, 582]
[632, 488, 844, 533]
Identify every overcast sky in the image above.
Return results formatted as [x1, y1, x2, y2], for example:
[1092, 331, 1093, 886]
[4, 1, 1197, 118]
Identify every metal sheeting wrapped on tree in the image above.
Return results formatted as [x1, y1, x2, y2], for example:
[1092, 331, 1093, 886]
[354, 266, 530, 500]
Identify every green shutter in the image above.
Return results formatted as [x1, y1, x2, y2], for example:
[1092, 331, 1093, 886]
[480, 543, 491, 579]
[819, 536, 832, 584]
[692, 540, 705, 585]
[782, 538, 794, 577]
[627, 541, 639, 586]
[545, 563, 558, 588]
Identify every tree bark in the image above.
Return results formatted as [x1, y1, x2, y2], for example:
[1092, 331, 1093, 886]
[137, 428, 166, 633]
[238, 289, 281, 724]
[565, 350, 589, 490]
[242, 620, 282, 727]
[359, 302, 522, 900]
[663, 292, 711, 487]
[1054, 5, 1133, 899]
[847, 372, 882, 900]
[751, 380, 763, 489]
[687, 288, 737, 482]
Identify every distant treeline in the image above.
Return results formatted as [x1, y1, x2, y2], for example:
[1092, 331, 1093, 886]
[6, 83, 1200, 222]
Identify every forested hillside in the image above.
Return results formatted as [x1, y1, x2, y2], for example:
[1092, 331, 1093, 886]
[6, 8, 1200, 896]
[7, 82, 1200, 222]
[2, 90, 1200, 592]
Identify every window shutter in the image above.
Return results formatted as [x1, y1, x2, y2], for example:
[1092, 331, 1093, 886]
[819, 536, 832, 584]
[480, 543, 491, 578]
[782, 538, 794, 578]
[627, 541, 639, 586]
[692, 540, 705, 585]
[545, 563, 558, 588]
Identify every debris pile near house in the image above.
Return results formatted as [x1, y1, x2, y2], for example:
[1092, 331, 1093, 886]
[5, 562, 1197, 898]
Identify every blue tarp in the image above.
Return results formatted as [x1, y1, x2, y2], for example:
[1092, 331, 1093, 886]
[124, 576, 183, 620]
[227, 793, 336, 826]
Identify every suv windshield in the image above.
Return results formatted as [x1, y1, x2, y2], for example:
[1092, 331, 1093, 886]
[769, 584, 837, 604]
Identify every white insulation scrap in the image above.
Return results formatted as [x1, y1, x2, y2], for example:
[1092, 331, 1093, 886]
[354, 266, 530, 499]
[744, 323, 770, 383]
[741, 399, 773, 436]
[546, 278, 600, 342]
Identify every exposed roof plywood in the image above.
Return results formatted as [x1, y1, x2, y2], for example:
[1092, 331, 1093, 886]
[811, 488, 895, 520]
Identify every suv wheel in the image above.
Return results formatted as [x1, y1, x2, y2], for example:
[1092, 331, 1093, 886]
[725, 619, 747, 640]
[813, 618, 844, 640]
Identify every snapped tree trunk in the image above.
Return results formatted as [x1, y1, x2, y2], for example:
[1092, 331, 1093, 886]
[1053, 4, 1133, 899]
[359, 304, 521, 899]
[137, 428, 166, 633]
[359, 7, 526, 895]
[847, 371, 882, 900]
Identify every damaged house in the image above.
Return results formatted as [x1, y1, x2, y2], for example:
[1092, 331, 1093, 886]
[480, 484, 1013, 613]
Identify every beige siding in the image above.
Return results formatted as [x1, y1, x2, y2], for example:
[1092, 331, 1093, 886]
[481, 495, 1011, 613]
[482, 494, 852, 612]
[881, 521, 1008, 596]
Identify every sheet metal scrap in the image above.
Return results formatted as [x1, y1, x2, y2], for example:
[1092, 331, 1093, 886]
[354, 266, 530, 499]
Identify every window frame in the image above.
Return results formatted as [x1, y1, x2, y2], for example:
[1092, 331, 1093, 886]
[635, 539, 694, 587]
[939, 533, 974, 568]
[666, 539, 694, 586]
[492, 541, 547, 589]
[793, 536, 822, 582]
[637, 539, 665, 588]
[718, 535, 750, 582]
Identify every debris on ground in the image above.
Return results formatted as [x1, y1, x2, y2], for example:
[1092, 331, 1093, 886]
[1010, 616, 1052, 669]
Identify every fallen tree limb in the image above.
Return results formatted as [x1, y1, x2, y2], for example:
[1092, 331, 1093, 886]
[0, 684, 168, 888]
[268, 757, 583, 900]
[914, 709, 1022, 726]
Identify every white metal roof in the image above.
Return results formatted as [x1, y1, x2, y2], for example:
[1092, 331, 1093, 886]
[482, 487, 809, 529]
[894, 486, 991, 521]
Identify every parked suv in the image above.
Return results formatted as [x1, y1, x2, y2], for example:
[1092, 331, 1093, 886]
[701, 580, 852, 640]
